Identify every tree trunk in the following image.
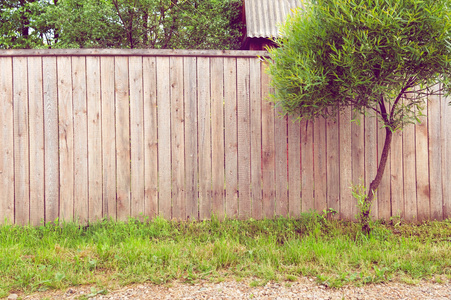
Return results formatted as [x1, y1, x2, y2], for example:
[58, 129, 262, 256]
[361, 126, 392, 234]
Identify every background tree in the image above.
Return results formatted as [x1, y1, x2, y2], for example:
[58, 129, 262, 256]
[267, 0, 451, 233]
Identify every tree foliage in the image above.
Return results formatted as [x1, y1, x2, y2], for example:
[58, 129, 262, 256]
[0, 0, 244, 49]
[267, 0, 451, 232]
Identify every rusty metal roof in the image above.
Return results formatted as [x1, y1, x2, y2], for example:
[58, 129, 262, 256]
[244, 0, 303, 38]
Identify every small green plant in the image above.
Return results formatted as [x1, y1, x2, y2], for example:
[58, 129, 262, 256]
[351, 181, 375, 234]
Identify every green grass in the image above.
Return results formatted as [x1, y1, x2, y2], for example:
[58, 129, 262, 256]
[0, 213, 450, 297]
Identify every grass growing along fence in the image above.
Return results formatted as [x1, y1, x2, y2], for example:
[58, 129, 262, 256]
[0, 213, 450, 297]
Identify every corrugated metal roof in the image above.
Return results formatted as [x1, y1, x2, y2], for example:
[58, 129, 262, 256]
[245, 0, 303, 38]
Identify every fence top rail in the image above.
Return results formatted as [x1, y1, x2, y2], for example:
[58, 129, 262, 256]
[0, 48, 270, 58]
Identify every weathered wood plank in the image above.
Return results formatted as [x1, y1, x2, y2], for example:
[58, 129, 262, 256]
[58, 56, 74, 222]
[415, 100, 430, 221]
[87, 56, 103, 222]
[365, 115, 378, 219]
[261, 61, 275, 218]
[224, 57, 239, 218]
[250, 58, 262, 219]
[114, 56, 131, 221]
[143, 56, 158, 219]
[428, 89, 443, 220]
[275, 112, 288, 217]
[198, 57, 212, 219]
[28, 57, 45, 226]
[129, 56, 145, 220]
[101, 56, 116, 220]
[339, 107, 353, 220]
[237, 58, 251, 218]
[13, 57, 30, 225]
[184, 57, 198, 220]
[441, 91, 451, 219]
[301, 120, 314, 213]
[351, 113, 365, 221]
[403, 111, 417, 221]
[377, 121, 391, 221]
[156, 56, 172, 219]
[0, 57, 14, 224]
[211, 57, 225, 219]
[72, 56, 89, 223]
[288, 118, 301, 217]
[170, 56, 185, 220]
[390, 128, 404, 219]
[43, 57, 59, 223]
[326, 116, 339, 218]
[314, 118, 327, 213]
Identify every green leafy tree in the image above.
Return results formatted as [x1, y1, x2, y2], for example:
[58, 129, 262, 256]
[267, 0, 451, 233]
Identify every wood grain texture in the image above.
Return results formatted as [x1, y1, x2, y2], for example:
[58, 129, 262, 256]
[13, 57, 30, 225]
[114, 56, 131, 221]
[143, 57, 158, 219]
[339, 107, 353, 220]
[326, 116, 339, 218]
[197, 57, 212, 219]
[351, 113, 365, 221]
[224, 57, 239, 218]
[249, 58, 262, 219]
[211, 57, 225, 219]
[170, 56, 185, 220]
[129, 56, 145, 220]
[100, 56, 116, 220]
[72, 56, 89, 223]
[428, 90, 443, 220]
[365, 115, 378, 220]
[415, 100, 430, 221]
[57, 57, 74, 222]
[261, 61, 275, 219]
[28, 57, 45, 226]
[314, 118, 327, 212]
[301, 121, 314, 213]
[275, 112, 288, 217]
[288, 118, 301, 217]
[237, 58, 251, 219]
[377, 122, 391, 221]
[87, 56, 103, 222]
[0, 57, 14, 224]
[184, 57, 198, 220]
[403, 117, 417, 221]
[441, 92, 451, 219]
[156, 56, 172, 219]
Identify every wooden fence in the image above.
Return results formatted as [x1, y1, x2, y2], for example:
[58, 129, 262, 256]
[0, 49, 449, 225]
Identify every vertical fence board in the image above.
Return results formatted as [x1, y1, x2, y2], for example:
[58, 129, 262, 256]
[224, 58, 239, 218]
[390, 128, 404, 219]
[101, 57, 116, 220]
[157, 57, 172, 219]
[403, 119, 417, 221]
[43, 57, 59, 223]
[365, 116, 378, 219]
[58, 57, 74, 222]
[275, 113, 288, 216]
[143, 57, 158, 219]
[87, 56, 103, 222]
[198, 57, 212, 219]
[130, 56, 145, 220]
[13, 57, 30, 225]
[377, 125, 391, 221]
[115, 56, 131, 221]
[301, 121, 314, 213]
[442, 93, 451, 218]
[170, 56, 185, 220]
[250, 58, 262, 219]
[288, 118, 301, 217]
[0, 57, 14, 223]
[72, 56, 89, 223]
[237, 58, 251, 218]
[326, 117, 339, 217]
[351, 114, 365, 220]
[339, 107, 353, 220]
[314, 118, 327, 212]
[184, 57, 198, 220]
[416, 100, 430, 221]
[28, 57, 44, 225]
[211, 57, 225, 219]
[428, 91, 443, 220]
